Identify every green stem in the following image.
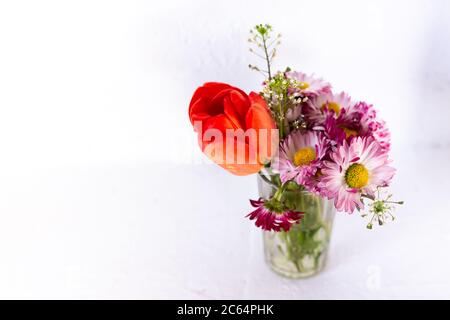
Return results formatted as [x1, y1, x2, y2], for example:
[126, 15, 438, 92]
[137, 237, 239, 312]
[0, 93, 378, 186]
[258, 171, 274, 187]
[262, 34, 272, 80]
[293, 259, 303, 273]
[280, 192, 330, 274]
[273, 183, 286, 202]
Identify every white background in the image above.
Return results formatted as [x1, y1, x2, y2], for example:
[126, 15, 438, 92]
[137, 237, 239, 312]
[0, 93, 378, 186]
[0, 0, 449, 299]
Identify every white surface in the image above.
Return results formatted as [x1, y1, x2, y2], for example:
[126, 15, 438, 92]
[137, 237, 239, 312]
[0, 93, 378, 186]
[0, 0, 449, 299]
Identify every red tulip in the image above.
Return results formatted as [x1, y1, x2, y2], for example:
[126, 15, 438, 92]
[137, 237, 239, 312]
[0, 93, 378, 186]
[189, 82, 277, 176]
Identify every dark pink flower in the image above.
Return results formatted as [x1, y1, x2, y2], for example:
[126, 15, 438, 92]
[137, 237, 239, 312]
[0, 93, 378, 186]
[324, 101, 391, 153]
[246, 199, 303, 232]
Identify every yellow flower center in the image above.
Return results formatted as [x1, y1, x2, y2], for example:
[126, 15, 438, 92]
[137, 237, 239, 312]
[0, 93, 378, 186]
[345, 163, 369, 189]
[293, 147, 316, 167]
[298, 82, 309, 90]
[340, 126, 359, 138]
[322, 102, 341, 114]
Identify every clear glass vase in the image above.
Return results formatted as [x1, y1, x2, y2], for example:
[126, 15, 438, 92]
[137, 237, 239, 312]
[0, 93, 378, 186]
[258, 174, 335, 278]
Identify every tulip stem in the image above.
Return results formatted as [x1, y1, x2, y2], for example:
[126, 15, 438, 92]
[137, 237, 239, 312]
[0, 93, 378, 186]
[258, 170, 274, 187]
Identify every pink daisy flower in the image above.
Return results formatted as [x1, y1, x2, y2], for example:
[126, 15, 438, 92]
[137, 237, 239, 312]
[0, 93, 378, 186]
[324, 101, 391, 153]
[272, 130, 328, 193]
[320, 137, 395, 213]
[246, 199, 303, 232]
[285, 71, 331, 98]
[304, 91, 355, 125]
[355, 102, 391, 153]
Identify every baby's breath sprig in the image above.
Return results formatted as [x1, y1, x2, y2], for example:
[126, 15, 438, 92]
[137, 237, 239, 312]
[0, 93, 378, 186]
[260, 71, 307, 139]
[261, 72, 289, 138]
[361, 188, 404, 229]
[248, 24, 281, 80]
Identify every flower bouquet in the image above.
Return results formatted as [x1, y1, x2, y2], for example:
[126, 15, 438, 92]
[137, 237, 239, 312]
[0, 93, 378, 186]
[188, 24, 403, 278]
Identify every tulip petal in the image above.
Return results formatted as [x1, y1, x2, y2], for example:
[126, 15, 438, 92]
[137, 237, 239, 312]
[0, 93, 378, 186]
[188, 82, 233, 124]
[246, 92, 278, 163]
[201, 114, 262, 175]
[223, 95, 245, 129]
